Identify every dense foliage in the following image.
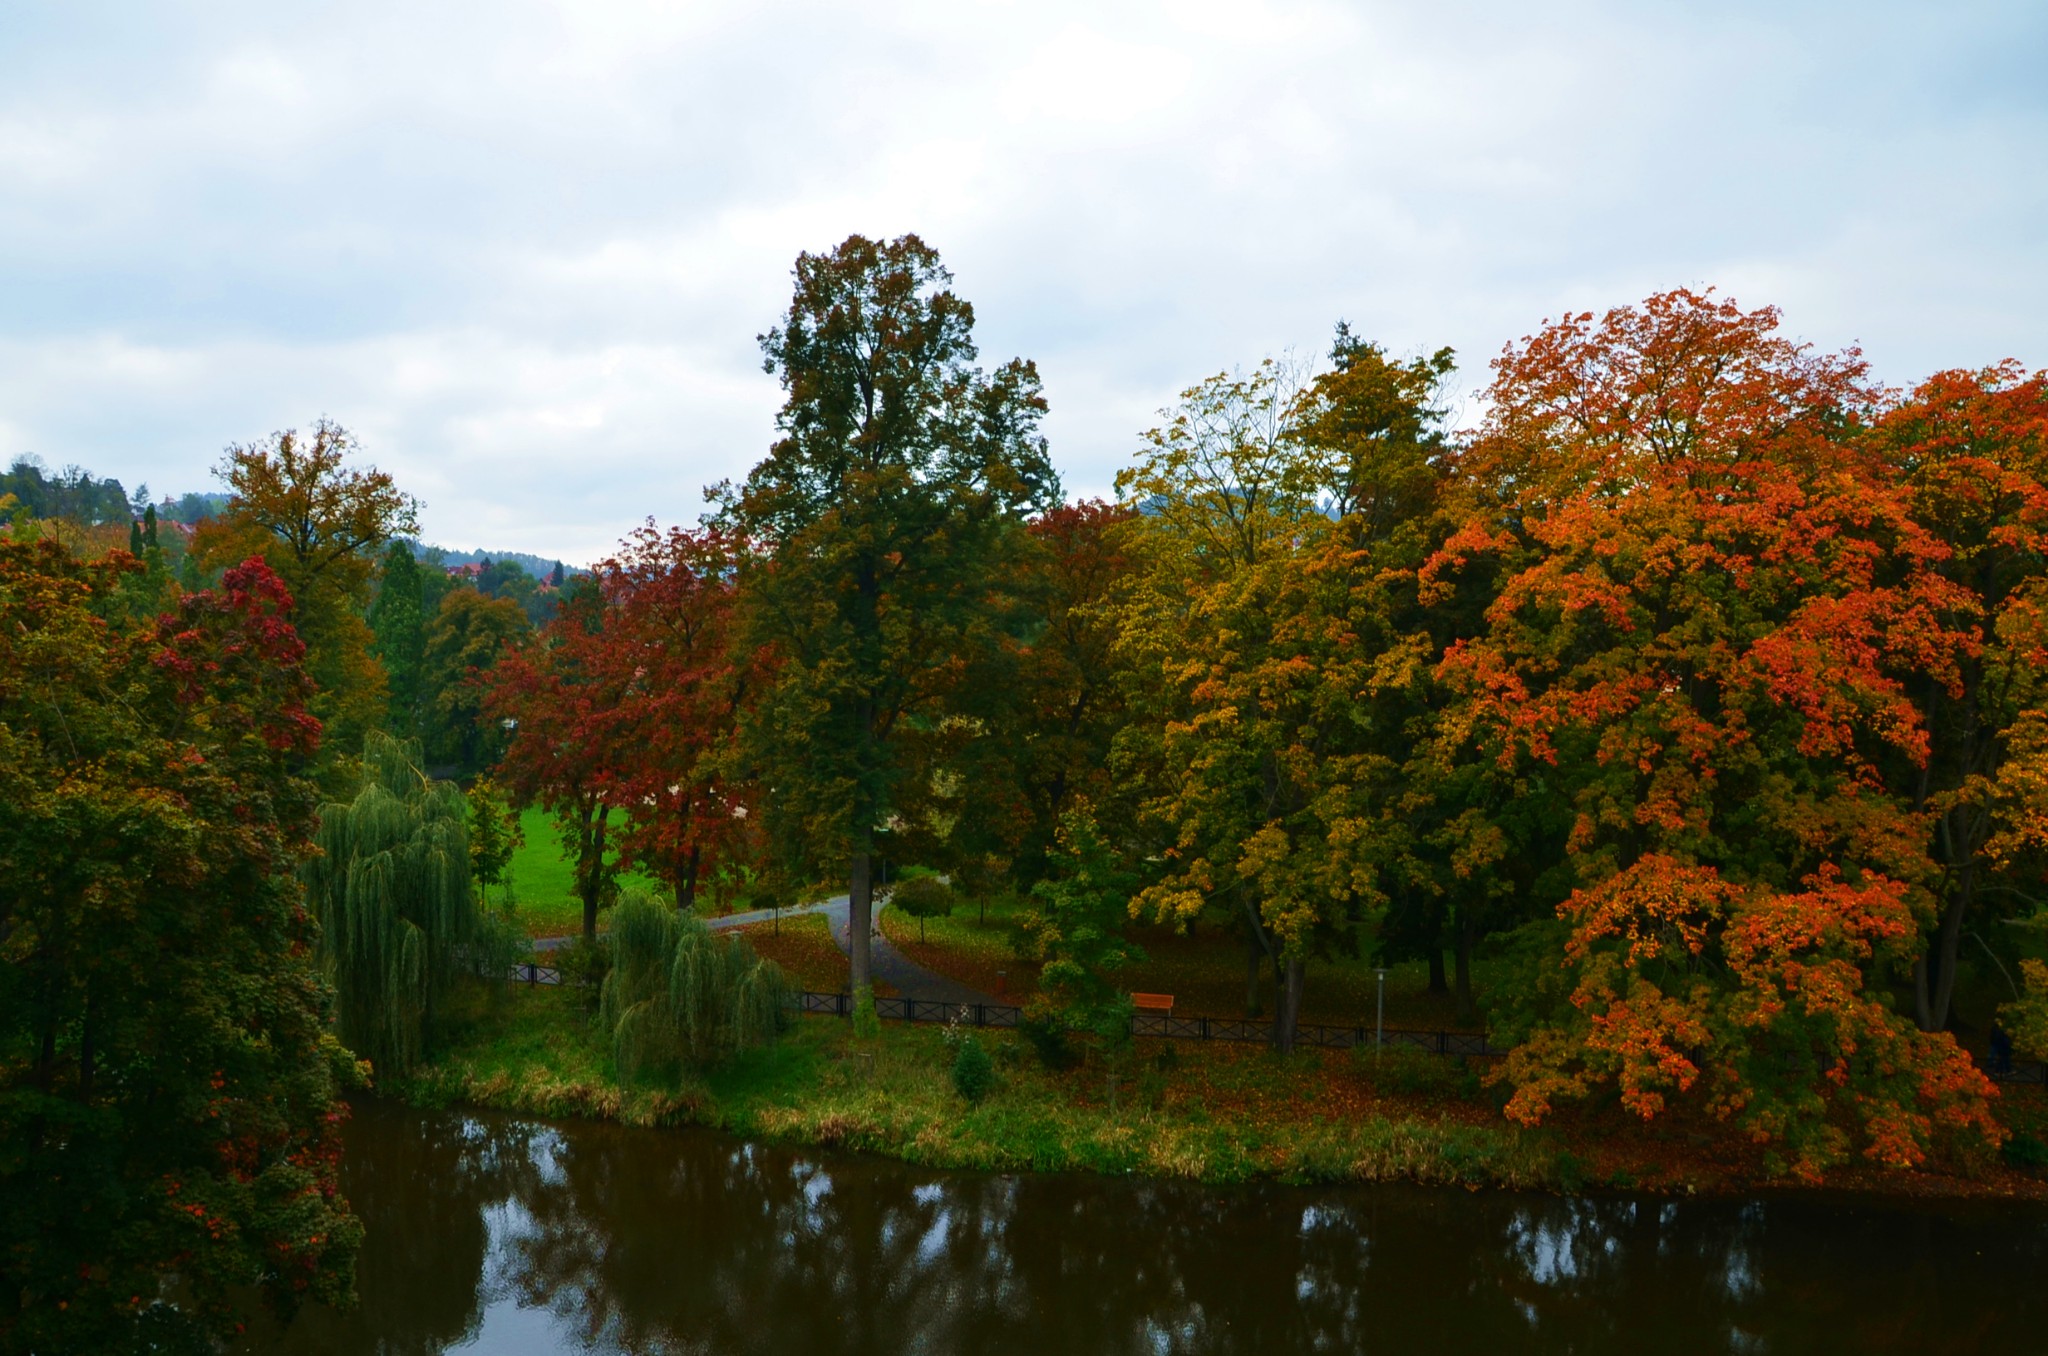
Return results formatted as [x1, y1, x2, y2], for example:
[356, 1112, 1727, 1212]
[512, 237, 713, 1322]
[0, 541, 361, 1352]
[12, 232, 2045, 1222]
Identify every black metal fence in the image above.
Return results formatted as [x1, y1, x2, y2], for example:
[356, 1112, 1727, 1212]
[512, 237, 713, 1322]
[1991, 1061, 2048, 1087]
[787, 990, 1504, 1054]
[513, 970, 2045, 1077]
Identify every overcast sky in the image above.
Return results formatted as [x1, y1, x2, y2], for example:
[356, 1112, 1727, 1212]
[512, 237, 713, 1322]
[3, 1, 2044, 562]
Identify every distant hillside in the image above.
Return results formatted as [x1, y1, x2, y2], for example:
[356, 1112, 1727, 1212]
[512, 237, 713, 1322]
[406, 542, 577, 580]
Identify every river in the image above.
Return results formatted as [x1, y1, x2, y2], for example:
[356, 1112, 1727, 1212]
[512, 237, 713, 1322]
[246, 1099, 2048, 1354]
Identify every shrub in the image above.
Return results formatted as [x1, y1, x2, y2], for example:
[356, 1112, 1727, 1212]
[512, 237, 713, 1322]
[2004, 1133, 2048, 1171]
[553, 937, 611, 1012]
[1019, 1010, 1078, 1070]
[951, 1036, 996, 1103]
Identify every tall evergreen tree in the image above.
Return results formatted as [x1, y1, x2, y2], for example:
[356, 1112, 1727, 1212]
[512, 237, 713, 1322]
[715, 234, 1058, 993]
[369, 541, 427, 738]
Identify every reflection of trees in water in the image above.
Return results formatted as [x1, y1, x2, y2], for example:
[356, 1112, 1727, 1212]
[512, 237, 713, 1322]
[252, 1100, 544, 1354]
[496, 1125, 2048, 1356]
[267, 1103, 2048, 1355]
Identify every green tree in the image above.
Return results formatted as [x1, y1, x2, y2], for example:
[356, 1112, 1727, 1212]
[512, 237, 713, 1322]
[1023, 813, 1146, 1049]
[421, 586, 531, 773]
[305, 733, 475, 1077]
[600, 893, 788, 1078]
[887, 873, 957, 943]
[0, 542, 361, 1352]
[716, 234, 1058, 993]
[369, 542, 428, 738]
[466, 775, 525, 908]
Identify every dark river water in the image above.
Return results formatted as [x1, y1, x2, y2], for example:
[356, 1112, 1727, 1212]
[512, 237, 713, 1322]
[248, 1099, 2048, 1354]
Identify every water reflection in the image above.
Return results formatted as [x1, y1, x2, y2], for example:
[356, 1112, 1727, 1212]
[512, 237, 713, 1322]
[255, 1101, 2048, 1355]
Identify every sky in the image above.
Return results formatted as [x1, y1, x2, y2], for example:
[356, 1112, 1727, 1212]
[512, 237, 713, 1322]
[3, 1, 2044, 563]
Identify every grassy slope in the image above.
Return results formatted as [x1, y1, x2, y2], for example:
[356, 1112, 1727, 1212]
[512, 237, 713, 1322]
[403, 982, 1561, 1189]
[399, 982, 2048, 1198]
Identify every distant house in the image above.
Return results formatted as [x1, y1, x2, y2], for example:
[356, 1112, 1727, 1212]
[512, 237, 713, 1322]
[445, 562, 485, 580]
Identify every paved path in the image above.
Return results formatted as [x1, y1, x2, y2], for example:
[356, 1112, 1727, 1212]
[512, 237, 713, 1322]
[529, 894, 1000, 1006]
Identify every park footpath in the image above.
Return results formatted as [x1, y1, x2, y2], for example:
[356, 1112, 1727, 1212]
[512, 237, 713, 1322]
[528, 895, 1000, 1006]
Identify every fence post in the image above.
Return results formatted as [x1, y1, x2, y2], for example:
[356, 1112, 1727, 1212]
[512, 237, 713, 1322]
[1200, 1016, 1211, 1041]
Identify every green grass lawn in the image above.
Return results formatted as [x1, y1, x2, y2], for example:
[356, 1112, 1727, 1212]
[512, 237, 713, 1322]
[499, 807, 668, 938]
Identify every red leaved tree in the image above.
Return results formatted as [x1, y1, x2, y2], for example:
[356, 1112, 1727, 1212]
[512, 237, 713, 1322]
[595, 521, 765, 912]
[486, 579, 633, 944]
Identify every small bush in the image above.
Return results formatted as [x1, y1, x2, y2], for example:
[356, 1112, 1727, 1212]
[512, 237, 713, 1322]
[1019, 1011, 1077, 1070]
[951, 1036, 996, 1103]
[2004, 1133, 2048, 1171]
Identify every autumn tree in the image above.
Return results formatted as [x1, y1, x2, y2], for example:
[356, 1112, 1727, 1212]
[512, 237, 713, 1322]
[1120, 341, 1463, 1050]
[1443, 291, 2003, 1176]
[193, 419, 419, 777]
[932, 500, 1139, 894]
[594, 521, 762, 913]
[715, 234, 1058, 994]
[0, 542, 361, 1351]
[488, 579, 634, 943]
[1868, 363, 2048, 1032]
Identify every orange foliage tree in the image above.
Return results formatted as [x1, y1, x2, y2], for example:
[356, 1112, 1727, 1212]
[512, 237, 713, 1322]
[1440, 291, 2005, 1176]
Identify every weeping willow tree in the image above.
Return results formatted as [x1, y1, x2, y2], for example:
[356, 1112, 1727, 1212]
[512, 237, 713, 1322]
[602, 892, 789, 1080]
[306, 731, 474, 1075]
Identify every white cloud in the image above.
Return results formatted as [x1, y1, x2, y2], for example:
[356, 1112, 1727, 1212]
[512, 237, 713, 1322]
[0, 0, 2042, 557]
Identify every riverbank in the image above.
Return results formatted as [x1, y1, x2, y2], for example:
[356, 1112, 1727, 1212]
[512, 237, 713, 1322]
[385, 982, 2048, 1200]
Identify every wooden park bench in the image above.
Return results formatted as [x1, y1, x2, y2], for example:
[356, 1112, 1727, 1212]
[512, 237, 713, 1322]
[1132, 993, 1175, 1016]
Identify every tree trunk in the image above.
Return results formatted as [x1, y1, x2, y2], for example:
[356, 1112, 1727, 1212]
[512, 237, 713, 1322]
[1244, 934, 1264, 1018]
[1274, 955, 1305, 1055]
[674, 844, 700, 916]
[1454, 910, 1477, 1025]
[1920, 865, 1975, 1032]
[579, 803, 611, 945]
[1427, 947, 1448, 994]
[849, 845, 873, 995]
